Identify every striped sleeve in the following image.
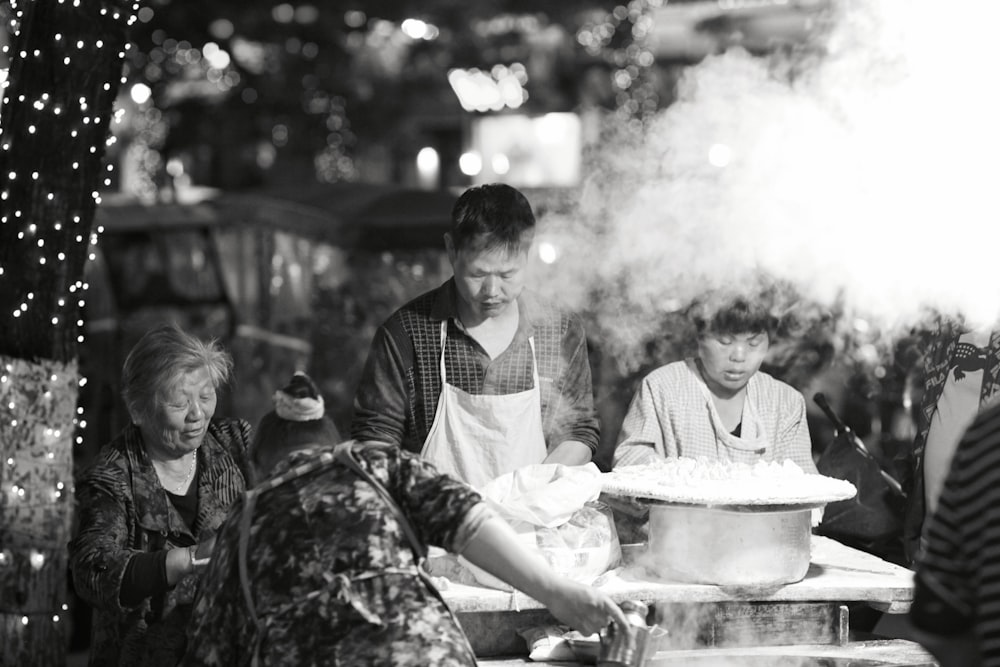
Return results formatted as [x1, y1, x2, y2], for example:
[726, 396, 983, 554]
[915, 402, 1000, 653]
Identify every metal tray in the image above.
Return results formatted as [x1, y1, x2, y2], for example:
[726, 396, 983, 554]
[565, 636, 599, 664]
[623, 495, 828, 513]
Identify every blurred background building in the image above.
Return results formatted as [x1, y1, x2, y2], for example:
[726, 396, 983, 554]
[70, 0, 837, 465]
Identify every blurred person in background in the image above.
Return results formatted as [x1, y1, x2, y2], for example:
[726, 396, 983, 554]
[351, 183, 599, 489]
[69, 323, 253, 666]
[908, 400, 1000, 667]
[898, 316, 1000, 564]
[185, 372, 626, 666]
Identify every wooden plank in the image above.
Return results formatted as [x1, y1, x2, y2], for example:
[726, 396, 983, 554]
[478, 639, 936, 666]
[440, 537, 915, 615]
[458, 601, 855, 656]
[653, 602, 844, 649]
[442, 537, 914, 660]
[838, 603, 850, 645]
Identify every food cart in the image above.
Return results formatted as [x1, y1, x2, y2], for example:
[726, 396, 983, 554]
[449, 536, 932, 666]
[444, 459, 933, 667]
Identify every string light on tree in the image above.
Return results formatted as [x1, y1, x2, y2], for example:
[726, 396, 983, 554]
[1, 1, 138, 662]
[576, 0, 663, 134]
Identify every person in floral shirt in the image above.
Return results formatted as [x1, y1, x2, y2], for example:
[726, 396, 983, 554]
[184, 373, 624, 666]
[69, 324, 252, 666]
[895, 316, 1000, 566]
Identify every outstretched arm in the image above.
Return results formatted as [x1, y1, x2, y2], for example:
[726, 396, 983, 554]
[458, 515, 627, 635]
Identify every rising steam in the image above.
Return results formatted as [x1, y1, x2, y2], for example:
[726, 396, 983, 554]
[536, 0, 1000, 371]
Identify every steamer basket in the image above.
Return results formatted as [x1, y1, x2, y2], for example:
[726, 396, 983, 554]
[646, 502, 814, 586]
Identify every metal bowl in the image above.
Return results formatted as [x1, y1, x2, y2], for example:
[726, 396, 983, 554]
[645, 503, 813, 586]
[565, 636, 600, 664]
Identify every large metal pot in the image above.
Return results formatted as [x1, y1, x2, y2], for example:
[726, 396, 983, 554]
[646, 502, 813, 586]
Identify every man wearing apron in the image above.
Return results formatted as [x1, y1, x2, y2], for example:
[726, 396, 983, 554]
[351, 183, 600, 488]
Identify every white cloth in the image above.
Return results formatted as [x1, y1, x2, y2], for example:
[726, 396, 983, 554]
[613, 358, 816, 473]
[421, 321, 548, 489]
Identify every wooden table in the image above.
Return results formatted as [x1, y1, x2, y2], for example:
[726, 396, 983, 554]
[479, 640, 936, 666]
[440, 536, 923, 659]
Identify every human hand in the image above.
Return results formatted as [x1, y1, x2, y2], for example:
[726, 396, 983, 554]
[194, 533, 217, 560]
[189, 534, 217, 573]
[541, 579, 628, 636]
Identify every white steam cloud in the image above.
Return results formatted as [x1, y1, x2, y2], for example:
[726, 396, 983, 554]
[536, 0, 1000, 364]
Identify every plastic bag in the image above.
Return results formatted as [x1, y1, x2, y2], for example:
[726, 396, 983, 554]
[517, 624, 576, 662]
[478, 462, 605, 525]
[460, 463, 622, 589]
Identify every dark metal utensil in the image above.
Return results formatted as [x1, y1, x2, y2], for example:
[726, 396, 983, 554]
[813, 392, 907, 499]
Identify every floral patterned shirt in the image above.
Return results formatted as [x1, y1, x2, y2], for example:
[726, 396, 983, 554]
[899, 321, 1000, 563]
[183, 441, 486, 667]
[69, 418, 252, 667]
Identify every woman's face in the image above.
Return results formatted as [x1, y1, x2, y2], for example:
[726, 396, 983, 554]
[697, 331, 770, 397]
[138, 366, 217, 458]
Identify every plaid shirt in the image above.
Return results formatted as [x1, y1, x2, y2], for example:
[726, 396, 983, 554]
[351, 279, 599, 456]
[612, 359, 816, 473]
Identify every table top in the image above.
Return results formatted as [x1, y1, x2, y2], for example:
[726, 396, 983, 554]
[477, 639, 935, 666]
[440, 536, 915, 614]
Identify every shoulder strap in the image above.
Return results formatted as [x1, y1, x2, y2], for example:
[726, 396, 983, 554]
[238, 449, 337, 667]
[335, 443, 477, 661]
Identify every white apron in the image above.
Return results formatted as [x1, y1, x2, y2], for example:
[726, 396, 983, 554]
[421, 321, 548, 489]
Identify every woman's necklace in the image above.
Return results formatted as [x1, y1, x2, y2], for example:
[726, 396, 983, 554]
[156, 452, 197, 494]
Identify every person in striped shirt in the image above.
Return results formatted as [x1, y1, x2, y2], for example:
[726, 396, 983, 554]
[910, 400, 1000, 667]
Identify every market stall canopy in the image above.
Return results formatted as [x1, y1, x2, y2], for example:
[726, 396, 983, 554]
[95, 182, 457, 250]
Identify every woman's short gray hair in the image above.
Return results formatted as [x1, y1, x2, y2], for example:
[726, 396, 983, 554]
[121, 323, 234, 424]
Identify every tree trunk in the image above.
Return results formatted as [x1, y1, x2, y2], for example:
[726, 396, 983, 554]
[0, 1, 132, 664]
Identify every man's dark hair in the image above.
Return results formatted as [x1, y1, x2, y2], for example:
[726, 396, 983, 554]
[450, 183, 535, 254]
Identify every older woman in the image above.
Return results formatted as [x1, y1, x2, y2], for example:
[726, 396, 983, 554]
[184, 373, 625, 666]
[69, 323, 253, 666]
[613, 291, 816, 472]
